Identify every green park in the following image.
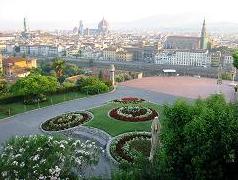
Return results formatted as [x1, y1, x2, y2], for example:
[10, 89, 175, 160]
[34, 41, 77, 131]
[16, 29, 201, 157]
[0, 54, 238, 179]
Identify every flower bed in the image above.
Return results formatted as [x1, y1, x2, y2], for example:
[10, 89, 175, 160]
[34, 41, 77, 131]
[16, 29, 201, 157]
[109, 106, 158, 122]
[0, 135, 100, 179]
[113, 97, 145, 104]
[41, 111, 92, 131]
[109, 132, 151, 163]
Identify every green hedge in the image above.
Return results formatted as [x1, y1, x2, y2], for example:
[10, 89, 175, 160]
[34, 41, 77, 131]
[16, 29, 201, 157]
[81, 83, 109, 95]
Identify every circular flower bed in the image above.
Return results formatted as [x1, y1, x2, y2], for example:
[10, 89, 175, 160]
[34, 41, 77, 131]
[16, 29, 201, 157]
[113, 97, 145, 104]
[0, 135, 100, 179]
[41, 111, 92, 131]
[109, 106, 158, 122]
[109, 132, 151, 163]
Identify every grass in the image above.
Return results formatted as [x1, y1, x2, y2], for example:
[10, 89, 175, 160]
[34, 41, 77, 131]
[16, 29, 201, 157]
[0, 91, 88, 120]
[85, 101, 162, 136]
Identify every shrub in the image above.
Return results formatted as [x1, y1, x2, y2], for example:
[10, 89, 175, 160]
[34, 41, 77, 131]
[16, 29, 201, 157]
[102, 80, 113, 87]
[77, 77, 109, 95]
[0, 135, 100, 179]
[111, 95, 238, 180]
[10, 74, 58, 104]
[159, 95, 238, 180]
[81, 83, 109, 95]
[0, 79, 8, 94]
[76, 77, 100, 90]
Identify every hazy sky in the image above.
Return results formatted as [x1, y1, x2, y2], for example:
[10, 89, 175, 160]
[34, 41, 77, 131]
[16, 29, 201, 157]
[1, 0, 238, 30]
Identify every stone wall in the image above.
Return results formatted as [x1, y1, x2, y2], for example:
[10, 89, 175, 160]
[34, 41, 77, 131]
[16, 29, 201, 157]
[38, 58, 237, 80]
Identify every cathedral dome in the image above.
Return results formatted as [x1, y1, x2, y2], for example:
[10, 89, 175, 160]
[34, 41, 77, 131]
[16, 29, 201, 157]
[98, 18, 109, 28]
[98, 18, 109, 35]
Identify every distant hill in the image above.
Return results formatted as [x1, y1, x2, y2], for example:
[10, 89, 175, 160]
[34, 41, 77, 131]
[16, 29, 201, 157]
[111, 14, 238, 33]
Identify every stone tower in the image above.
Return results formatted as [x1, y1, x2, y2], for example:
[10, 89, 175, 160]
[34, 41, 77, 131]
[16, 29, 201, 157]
[200, 18, 208, 49]
[78, 20, 84, 36]
[24, 17, 27, 33]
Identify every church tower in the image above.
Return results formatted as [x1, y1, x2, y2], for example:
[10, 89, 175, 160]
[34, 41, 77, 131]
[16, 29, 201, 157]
[78, 20, 84, 36]
[24, 17, 27, 33]
[200, 18, 208, 49]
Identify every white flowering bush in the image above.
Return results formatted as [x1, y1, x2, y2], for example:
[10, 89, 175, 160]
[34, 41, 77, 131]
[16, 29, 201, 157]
[0, 135, 100, 179]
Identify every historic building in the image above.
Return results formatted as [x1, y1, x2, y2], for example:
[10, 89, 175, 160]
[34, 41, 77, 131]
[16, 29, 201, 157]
[155, 49, 210, 67]
[98, 18, 109, 35]
[164, 36, 201, 50]
[78, 20, 84, 36]
[103, 47, 133, 61]
[210, 51, 222, 67]
[3, 57, 37, 78]
[21, 17, 31, 39]
[164, 19, 209, 50]
[200, 19, 208, 49]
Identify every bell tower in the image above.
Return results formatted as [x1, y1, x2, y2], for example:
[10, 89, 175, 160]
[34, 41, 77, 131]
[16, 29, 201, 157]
[200, 18, 208, 49]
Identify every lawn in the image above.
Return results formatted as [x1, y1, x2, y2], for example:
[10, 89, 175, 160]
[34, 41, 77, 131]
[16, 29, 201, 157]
[85, 101, 162, 136]
[0, 92, 88, 120]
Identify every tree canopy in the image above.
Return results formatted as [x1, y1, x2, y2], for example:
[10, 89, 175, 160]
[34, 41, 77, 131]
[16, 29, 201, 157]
[232, 51, 238, 69]
[52, 58, 65, 80]
[113, 95, 238, 180]
[10, 74, 58, 98]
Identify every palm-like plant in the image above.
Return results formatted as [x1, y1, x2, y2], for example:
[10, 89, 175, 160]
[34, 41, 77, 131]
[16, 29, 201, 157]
[52, 58, 65, 81]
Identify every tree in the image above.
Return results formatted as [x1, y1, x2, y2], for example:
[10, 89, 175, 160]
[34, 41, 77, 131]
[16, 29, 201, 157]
[111, 95, 238, 180]
[232, 51, 238, 70]
[10, 74, 58, 104]
[0, 79, 8, 94]
[76, 77, 109, 94]
[52, 58, 65, 83]
[40, 62, 53, 75]
[64, 64, 80, 77]
[29, 67, 42, 75]
[159, 95, 238, 180]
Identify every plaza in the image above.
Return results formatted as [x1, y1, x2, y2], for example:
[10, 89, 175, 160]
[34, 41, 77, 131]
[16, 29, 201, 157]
[0, 76, 236, 178]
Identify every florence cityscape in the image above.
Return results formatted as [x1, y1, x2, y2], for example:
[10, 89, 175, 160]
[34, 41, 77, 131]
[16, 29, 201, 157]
[0, 0, 238, 179]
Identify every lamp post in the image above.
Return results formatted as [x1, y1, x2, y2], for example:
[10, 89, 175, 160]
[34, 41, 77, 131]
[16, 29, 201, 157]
[110, 64, 115, 87]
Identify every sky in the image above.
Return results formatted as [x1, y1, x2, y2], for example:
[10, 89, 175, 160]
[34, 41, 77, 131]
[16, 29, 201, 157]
[1, 0, 238, 30]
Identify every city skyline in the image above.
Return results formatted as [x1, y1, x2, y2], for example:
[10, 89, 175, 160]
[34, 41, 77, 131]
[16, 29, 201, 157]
[1, 0, 238, 30]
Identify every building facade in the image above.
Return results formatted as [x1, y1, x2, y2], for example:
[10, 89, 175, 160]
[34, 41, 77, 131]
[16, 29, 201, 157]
[210, 51, 222, 67]
[103, 48, 133, 61]
[10, 45, 64, 57]
[3, 57, 37, 78]
[164, 36, 201, 50]
[155, 49, 210, 67]
[164, 19, 209, 50]
[98, 18, 109, 35]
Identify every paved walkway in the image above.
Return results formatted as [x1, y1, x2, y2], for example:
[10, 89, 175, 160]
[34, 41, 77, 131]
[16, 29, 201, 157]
[121, 76, 236, 100]
[0, 85, 180, 178]
[0, 86, 179, 144]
